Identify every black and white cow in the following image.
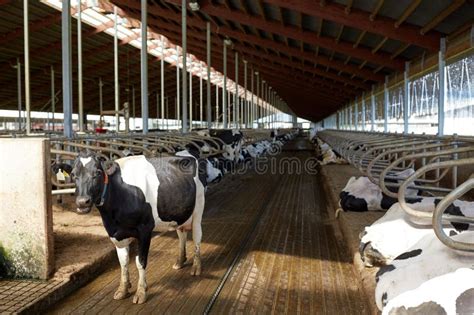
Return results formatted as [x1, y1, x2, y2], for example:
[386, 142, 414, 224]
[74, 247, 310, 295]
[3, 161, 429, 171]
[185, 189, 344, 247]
[382, 267, 474, 315]
[375, 231, 474, 311]
[71, 151, 206, 304]
[359, 197, 474, 267]
[315, 139, 346, 165]
[339, 169, 418, 213]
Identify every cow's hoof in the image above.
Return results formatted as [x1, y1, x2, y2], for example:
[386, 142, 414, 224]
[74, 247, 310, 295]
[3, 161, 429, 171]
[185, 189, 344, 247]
[113, 283, 131, 300]
[173, 259, 186, 270]
[190, 259, 201, 276]
[132, 288, 147, 304]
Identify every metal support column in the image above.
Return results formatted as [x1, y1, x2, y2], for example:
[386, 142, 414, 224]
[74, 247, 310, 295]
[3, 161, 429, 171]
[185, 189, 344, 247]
[24, 0, 31, 134]
[16, 59, 22, 131]
[141, 0, 148, 134]
[177, 63, 180, 128]
[234, 51, 239, 128]
[161, 36, 165, 130]
[78, 0, 84, 131]
[256, 73, 260, 128]
[206, 22, 212, 127]
[131, 84, 135, 130]
[181, 0, 188, 133]
[361, 94, 366, 131]
[189, 72, 192, 130]
[215, 84, 219, 127]
[51, 66, 55, 131]
[354, 99, 358, 131]
[243, 60, 248, 128]
[114, 6, 120, 132]
[223, 40, 228, 128]
[371, 86, 376, 131]
[250, 68, 254, 128]
[98, 77, 103, 117]
[62, 0, 73, 138]
[403, 61, 410, 134]
[438, 38, 446, 136]
[200, 71, 203, 125]
[384, 76, 389, 133]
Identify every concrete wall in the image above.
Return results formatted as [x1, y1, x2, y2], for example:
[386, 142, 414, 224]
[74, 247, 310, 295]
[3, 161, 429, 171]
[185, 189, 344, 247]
[0, 138, 53, 279]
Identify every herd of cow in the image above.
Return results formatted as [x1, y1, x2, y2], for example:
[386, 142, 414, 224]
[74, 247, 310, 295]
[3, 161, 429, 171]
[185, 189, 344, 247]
[311, 132, 474, 315]
[67, 128, 298, 304]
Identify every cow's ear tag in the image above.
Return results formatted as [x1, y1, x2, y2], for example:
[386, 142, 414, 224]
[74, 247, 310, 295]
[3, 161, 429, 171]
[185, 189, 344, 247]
[56, 170, 66, 181]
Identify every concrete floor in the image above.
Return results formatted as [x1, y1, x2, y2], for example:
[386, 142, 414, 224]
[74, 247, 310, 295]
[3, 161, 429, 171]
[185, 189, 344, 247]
[47, 138, 369, 314]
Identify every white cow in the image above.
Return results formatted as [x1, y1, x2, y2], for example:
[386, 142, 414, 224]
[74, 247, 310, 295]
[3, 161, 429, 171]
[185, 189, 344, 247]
[360, 198, 474, 267]
[382, 267, 474, 315]
[375, 231, 474, 311]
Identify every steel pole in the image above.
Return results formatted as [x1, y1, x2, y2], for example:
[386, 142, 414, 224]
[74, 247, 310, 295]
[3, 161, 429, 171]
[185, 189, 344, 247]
[23, 0, 31, 134]
[189, 72, 193, 130]
[438, 38, 446, 136]
[371, 86, 376, 131]
[161, 36, 165, 130]
[250, 68, 254, 128]
[181, 0, 188, 133]
[78, 1, 84, 131]
[51, 66, 55, 131]
[199, 71, 203, 125]
[114, 6, 120, 132]
[403, 62, 410, 134]
[215, 84, 219, 127]
[17, 58, 22, 131]
[62, 0, 73, 138]
[256, 73, 260, 128]
[234, 51, 239, 128]
[177, 64, 180, 128]
[243, 60, 248, 128]
[384, 76, 389, 132]
[223, 41, 228, 128]
[141, 0, 148, 134]
[132, 84, 135, 130]
[206, 22, 212, 127]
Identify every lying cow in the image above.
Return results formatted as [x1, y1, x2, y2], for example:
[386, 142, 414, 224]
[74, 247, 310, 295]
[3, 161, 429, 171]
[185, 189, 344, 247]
[375, 231, 474, 311]
[382, 267, 474, 315]
[339, 169, 418, 213]
[315, 139, 346, 165]
[359, 197, 474, 267]
[71, 151, 206, 304]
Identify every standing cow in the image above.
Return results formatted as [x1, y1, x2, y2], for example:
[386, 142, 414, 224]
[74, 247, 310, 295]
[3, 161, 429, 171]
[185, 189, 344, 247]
[71, 151, 205, 304]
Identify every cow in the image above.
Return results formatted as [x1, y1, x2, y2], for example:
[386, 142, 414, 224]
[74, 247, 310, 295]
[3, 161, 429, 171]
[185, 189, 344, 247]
[359, 197, 474, 267]
[382, 267, 474, 315]
[375, 231, 474, 311]
[339, 169, 418, 213]
[71, 151, 206, 304]
[314, 139, 346, 165]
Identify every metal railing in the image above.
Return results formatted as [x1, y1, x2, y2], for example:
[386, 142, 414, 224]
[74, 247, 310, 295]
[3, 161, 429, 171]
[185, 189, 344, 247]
[318, 129, 474, 252]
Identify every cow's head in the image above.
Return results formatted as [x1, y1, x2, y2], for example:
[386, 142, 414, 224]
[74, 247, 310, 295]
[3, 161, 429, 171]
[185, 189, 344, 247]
[71, 152, 112, 214]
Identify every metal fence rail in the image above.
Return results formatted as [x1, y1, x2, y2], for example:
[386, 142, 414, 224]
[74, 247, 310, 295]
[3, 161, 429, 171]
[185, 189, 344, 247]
[317, 129, 474, 252]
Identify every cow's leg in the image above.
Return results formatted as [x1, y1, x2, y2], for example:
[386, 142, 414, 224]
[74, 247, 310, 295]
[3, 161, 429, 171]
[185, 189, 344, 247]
[112, 238, 132, 300]
[133, 231, 152, 304]
[173, 229, 187, 270]
[191, 187, 205, 276]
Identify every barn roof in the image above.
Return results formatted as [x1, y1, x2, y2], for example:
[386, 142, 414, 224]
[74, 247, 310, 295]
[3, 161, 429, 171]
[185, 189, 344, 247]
[0, 0, 472, 121]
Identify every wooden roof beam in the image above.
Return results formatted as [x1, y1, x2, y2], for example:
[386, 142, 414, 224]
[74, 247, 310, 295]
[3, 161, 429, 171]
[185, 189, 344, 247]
[185, 4, 405, 69]
[370, 0, 385, 21]
[345, 0, 354, 15]
[256, 0, 440, 51]
[395, 0, 422, 28]
[116, 4, 385, 82]
[420, 0, 466, 35]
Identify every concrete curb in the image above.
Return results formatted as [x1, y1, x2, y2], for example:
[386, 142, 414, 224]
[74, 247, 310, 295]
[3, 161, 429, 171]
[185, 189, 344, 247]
[18, 247, 116, 314]
[320, 166, 381, 315]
